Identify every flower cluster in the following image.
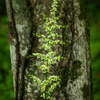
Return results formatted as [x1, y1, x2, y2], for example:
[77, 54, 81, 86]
[28, 0, 68, 99]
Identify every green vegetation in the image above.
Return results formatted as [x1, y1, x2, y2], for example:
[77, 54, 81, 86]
[0, 0, 100, 100]
[0, 16, 14, 100]
[28, 0, 68, 99]
[86, 1, 100, 100]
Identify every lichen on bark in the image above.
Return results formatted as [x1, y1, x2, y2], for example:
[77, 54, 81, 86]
[77, 0, 90, 45]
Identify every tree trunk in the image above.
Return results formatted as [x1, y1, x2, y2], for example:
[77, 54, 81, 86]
[5, 0, 94, 100]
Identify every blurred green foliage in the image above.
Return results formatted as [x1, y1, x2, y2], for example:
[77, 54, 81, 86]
[0, 17, 14, 100]
[0, 0, 100, 100]
[86, 0, 100, 100]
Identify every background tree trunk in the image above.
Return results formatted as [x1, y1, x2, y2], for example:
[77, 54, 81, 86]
[5, 0, 94, 100]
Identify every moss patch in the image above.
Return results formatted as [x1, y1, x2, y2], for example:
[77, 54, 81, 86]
[70, 60, 82, 81]
[81, 83, 89, 99]
[60, 69, 68, 87]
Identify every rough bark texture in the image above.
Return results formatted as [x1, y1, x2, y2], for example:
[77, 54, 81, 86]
[5, 0, 94, 100]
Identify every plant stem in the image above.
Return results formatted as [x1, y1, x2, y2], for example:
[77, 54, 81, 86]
[45, 40, 50, 100]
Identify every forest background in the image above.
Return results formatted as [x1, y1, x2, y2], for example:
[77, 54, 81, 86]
[0, 0, 100, 100]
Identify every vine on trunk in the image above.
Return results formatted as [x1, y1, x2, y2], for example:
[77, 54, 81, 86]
[28, 0, 68, 99]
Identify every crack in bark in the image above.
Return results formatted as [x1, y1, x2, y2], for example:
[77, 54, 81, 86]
[8, 0, 20, 100]
[67, 1, 75, 81]
[19, 0, 37, 99]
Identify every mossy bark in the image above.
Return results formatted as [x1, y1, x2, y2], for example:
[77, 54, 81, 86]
[5, 0, 94, 100]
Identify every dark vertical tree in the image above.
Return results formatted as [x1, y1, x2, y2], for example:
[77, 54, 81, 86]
[5, 0, 94, 100]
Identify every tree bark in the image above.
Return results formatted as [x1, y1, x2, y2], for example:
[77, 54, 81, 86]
[5, 0, 94, 100]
